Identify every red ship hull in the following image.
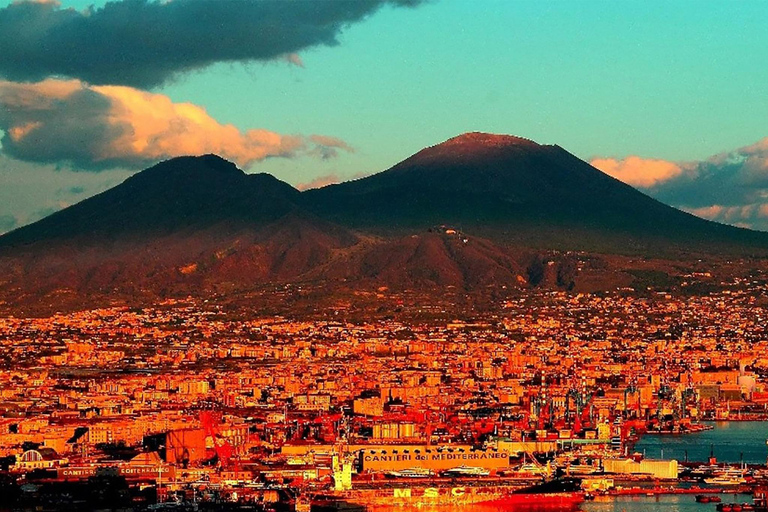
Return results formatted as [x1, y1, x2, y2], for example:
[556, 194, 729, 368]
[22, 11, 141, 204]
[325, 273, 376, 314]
[311, 482, 585, 510]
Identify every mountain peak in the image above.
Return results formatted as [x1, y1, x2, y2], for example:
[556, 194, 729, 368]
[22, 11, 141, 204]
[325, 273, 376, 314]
[400, 132, 544, 168]
[440, 132, 540, 149]
[138, 154, 243, 179]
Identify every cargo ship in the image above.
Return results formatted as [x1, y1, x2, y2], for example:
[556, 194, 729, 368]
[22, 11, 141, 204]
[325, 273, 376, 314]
[311, 477, 584, 511]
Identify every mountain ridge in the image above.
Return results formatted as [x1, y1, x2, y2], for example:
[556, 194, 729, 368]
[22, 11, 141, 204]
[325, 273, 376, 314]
[1, 132, 767, 309]
[4, 132, 767, 253]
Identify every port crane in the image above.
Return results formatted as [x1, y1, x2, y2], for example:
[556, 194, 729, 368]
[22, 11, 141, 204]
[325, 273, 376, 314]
[623, 380, 639, 418]
[200, 410, 234, 468]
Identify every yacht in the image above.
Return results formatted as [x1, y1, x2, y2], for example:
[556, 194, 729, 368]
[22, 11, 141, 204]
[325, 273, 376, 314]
[443, 466, 491, 476]
[387, 467, 435, 478]
[704, 474, 747, 485]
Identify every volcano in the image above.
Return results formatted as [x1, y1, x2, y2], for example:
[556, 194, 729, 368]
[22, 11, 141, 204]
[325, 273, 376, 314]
[304, 132, 768, 252]
[1, 132, 767, 308]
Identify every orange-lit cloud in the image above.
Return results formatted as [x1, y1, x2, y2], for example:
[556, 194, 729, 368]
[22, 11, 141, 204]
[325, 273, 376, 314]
[296, 174, 342, 191]
[93, 83, 305, 166]
[591, 137, 768, 231]
[590, 156, 684, 188]
[11, 0, 59, 4]
[296, 171, 369, 191]
[0, 79, 352, 170]
[683, 202, 768, 230]
[283, 53, 305, 68]
[686, 205, 726, 220]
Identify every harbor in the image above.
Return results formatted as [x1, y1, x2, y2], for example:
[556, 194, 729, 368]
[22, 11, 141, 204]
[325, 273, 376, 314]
[635, 421, 768, 465]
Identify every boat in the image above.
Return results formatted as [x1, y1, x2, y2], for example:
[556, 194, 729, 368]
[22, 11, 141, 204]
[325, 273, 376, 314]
[705, 474, 747, 485]
[386, 467, 435, 478]
[691, 464, 723, 476]
[442, 465, 491, 477]
[310, 477, 584, 510]
[565, 463, 599, 475]
[717, 505, 753, 512]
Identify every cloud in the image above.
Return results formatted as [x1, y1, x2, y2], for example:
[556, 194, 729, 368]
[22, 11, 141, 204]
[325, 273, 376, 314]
[683, 203, 768, 230]
[591, 156, 685, 188]
[283, 53, 305, 68]
[0, 0, 426, 88]
[295, 170, 368, 191]
[308, 135, 355, 160]
[592, 136, 768, 231]
[0, 79, 352, 170]
[12, 0, 60, 4]
[296, 173, 342, 191]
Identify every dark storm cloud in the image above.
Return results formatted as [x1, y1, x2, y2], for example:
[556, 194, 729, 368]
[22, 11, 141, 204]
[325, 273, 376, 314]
[650, 161, 764, 209]
[0, 0, 426, 88]
[0, 80, 126, 170]
[308, 135, 355, 160]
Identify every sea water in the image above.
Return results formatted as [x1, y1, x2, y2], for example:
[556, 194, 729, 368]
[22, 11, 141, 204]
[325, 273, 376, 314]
[581, 494, 754, 512]
[579, 421, 767, 512]
[328, 423, 767, 512]
[633, 421, 768, 464]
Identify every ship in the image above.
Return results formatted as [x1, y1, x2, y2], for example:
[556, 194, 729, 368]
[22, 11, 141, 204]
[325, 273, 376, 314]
[310, 477, 584, 510]
[442, 465, 491, 477]
[705, 474, 748, 485]
[386, 468, 435, 478]
[705, 465, 750, 485]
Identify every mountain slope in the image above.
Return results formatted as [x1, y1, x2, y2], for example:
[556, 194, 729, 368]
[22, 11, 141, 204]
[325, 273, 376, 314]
[0, 155, 362, 304]
[0, 154, 302, 248]
[308, 230, 527, 289]
[304, 132, 768, 253]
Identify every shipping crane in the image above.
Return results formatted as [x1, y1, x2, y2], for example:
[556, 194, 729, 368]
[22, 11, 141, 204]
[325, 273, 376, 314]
[680, 387, 697, 420]
[200, 410, 234, 468]
[623, 381, 638, 418]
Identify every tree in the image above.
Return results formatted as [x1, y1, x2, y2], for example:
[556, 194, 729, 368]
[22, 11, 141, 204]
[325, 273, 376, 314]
[526, 255, 546, 287]
[557, 257, 578, 291]
[0, 455, 15, 471]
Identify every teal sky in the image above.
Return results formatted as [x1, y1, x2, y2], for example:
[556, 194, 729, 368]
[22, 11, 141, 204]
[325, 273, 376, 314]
[47, 0, 768, 176]
[1, 0, 768, 231]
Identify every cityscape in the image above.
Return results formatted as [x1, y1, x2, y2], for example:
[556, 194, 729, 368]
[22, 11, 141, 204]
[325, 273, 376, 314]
[2, 269, 768, 510]
[1, 1, 768, 512]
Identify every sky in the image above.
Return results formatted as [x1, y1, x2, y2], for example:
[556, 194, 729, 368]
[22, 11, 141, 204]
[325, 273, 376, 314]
[1, 0, 768, 234]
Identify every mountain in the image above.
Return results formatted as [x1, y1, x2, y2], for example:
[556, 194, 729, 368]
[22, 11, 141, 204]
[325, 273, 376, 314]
[304, 132, 768, 252]
[0, 155, 359, 304]
[0, 154, 301, 247]
[1, 132, 767, 309]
